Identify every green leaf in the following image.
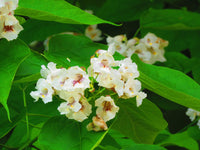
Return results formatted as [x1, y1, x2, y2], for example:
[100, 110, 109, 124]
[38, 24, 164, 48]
[0, 39, 30, 119]
[157, 52, 192, 74]
[132, 55, 200, 111]
[4, 122, 41, 149]
[45, 34, 107, 67]
[0, 86, 25, 139]
[140, 9, 200, 30]
[187, 126, 200, 141]
[19, 19, 85, 44]
[16, 50, 48, 77]
[113, 98, 167, 144]
[38, 116, 110, 150]
[15, 0, 116, 25]
[107, 129, 166, 150]
[155, 130, 199, 150]
[96, 0, 163, 22]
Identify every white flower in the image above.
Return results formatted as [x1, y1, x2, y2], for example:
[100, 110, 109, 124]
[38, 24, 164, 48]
[47, 68, 69, 91]
[87, 116, 108, 131]
[0, 0, 18, 15]
[58, 97, 92, 122]
[30, 79, 54, 104]
[90, 51, 115, 74]
[0, 14, 23, 41]
[107, 35, 127, 55]
[96, 69, 123, 96]
[118, 58, 139, 81]
[124, 78, 141, 98]
[136, 92, 147, 107]
[57, 90, 83, 102]
[85, 25, 102, 41]
[95, 96, 119, 122]
[197, 120, 200, 129]
[40, 62, 57, 78]
[186, 108, 200, 121]
[139, 33, 168, 64]
[63, 66, 90, 91]
[132, 43, 152, 63]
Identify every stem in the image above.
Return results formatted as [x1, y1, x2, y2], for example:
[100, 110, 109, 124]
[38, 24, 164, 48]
[178, 117, 199, 133]
[27, 113, 51, 118]
[133, 27, 141, 38]
[88, 88, 106, 102]
[22, 88, 30, 141]
[98, 145, 106, 150]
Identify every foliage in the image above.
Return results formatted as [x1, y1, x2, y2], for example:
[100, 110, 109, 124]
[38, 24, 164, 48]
[0, 0, 200, 150]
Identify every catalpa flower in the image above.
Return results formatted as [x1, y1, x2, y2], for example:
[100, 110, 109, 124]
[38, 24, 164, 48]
[30, 79, 54, 104]
[0, 14, 23, 41]
[107, 35, 127, 55]
[90, 51, 115, 74]
[58, 97, 92, 122]
[85, 25, 103, 41]
[118, 58, 139, 81]
[87, 116, 108, 132]
[186, 108, 200, 121]
[96, 69, 124, 96]
[0, 0, 23, 41]
[95, 96, 119, 122]
[63, 66, 90, 91]
[58, 90, 83, 102]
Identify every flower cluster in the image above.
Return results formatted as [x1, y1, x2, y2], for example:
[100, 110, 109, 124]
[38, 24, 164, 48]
[0, 0, 23, 41]
[107, 33, 169, 64]
[186, 108, 200, 128]
[88, 50, 147, 107]
[30, 63, 92, 122]
[31, 49, 146, 131]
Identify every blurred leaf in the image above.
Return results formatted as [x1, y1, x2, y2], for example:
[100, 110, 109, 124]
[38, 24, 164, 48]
[15, 16, 26, 24]
[187, 126, 200, 141]
[78, 0, 106, 13]
[38, 116, 110, 150]
[19, 19, 85, 44]
[132, 55, 200, 111]
[158, 52, 192, 73]
[15, 0, 116, 25]
[108, 129, 166, 150]
[96, 0, 163, 22]
[0, 39, 30, 119]
[45, 34, 107, 67]
[155, 130, 199, 150]
[113, 98, 167, 144]
[147, 91, 185, 111]
[141, 9, 200, 30]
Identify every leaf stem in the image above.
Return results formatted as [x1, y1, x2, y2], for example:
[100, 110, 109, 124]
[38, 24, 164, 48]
[133, 27, 141, 38]
[22, 87, 30, 141]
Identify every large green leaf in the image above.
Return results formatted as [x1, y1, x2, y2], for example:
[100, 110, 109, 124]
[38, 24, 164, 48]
[38, 116, 109, 150]
[113, 98, 167, 144]
[0, 86, 25, 139]
[157, 52, 192, 74]
[155, 130, 199, 150]
[45, 34, 107, 67]
[19, 19, 85, 44]
[140, 9, 200, 30]
[132, 55, 200, 111]
[106, 129, 167, 150]
[15, 0, 116, 25]
[16, 50, 48, 77]
[96, 0, 163, 22]
[0, 39, 30, 118]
